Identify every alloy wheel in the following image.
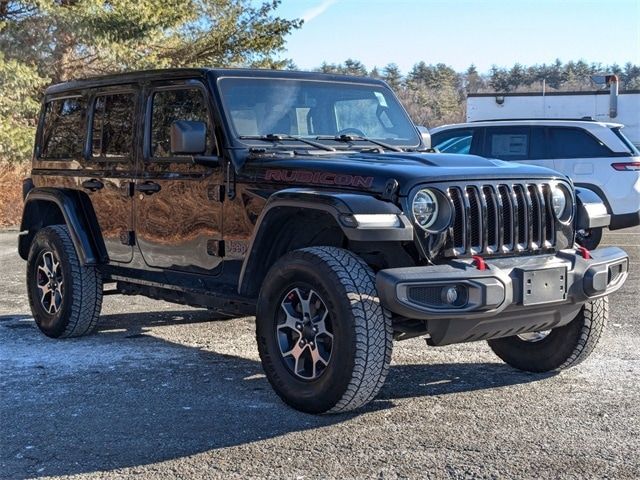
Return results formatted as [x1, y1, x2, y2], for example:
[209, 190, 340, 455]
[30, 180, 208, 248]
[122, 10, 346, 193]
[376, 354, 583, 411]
[36, 250, 64, 315]
[276, 287, 334, 380]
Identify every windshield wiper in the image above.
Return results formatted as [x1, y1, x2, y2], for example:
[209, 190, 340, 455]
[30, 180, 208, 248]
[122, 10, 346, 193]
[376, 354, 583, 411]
[239, 134, 336, 152]
[315, 134, 403, 152]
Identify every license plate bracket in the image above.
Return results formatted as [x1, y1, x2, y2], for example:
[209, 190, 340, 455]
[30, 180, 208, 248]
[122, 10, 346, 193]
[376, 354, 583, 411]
[520, 266, 568, 306]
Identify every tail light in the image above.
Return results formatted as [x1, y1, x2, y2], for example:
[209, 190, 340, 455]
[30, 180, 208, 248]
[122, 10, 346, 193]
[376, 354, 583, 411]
[611, 162, 640, 171]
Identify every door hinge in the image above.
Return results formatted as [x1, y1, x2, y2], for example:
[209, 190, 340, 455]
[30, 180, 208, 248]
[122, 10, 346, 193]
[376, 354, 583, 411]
[207, 185, 225, 202]
[206, 239, 225, 257]
[120, 230, 135, 246]
[226, 161, 236, 200]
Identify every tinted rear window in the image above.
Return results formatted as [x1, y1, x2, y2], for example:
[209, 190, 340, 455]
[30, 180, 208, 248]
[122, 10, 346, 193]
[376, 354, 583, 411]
[91, 93, 136, 159]
[40, 97, 87, 159]
[547, 127, 611, 158]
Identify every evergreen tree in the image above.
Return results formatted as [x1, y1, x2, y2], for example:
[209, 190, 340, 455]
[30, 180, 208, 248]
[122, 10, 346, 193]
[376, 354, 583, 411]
[342, 59, 368, 76]
[0, 52, 46, 161]
[464, 64, 483, 94]
[382, 63, 402, 90]
[0, 0, 301, 162]
[0, 0, 302, 82]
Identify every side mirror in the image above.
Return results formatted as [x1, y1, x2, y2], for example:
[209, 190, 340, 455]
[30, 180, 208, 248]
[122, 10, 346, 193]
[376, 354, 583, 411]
[416, 126, 431, 150]
[170, 120, 206, 155]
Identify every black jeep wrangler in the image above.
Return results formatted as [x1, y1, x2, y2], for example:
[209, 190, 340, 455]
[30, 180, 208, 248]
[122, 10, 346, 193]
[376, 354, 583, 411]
[20, 68, 629, 414]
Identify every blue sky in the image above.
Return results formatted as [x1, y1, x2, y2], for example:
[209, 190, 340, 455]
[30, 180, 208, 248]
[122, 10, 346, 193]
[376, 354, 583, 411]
[269, 0, 640, 74]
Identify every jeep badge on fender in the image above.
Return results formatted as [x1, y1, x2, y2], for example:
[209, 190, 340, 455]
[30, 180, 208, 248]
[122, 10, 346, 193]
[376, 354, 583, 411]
[19, 68, 629, 414]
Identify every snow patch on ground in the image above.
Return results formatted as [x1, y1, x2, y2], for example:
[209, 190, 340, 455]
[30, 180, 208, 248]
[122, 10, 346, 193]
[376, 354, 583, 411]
[0, 316, 181, 372]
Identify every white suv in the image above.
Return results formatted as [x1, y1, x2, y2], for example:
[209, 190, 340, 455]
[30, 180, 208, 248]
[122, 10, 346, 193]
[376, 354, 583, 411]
[430, 119, 640, 248]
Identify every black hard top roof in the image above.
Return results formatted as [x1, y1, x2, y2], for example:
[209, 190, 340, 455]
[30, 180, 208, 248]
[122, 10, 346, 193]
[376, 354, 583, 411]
[45, 68, 386, 95]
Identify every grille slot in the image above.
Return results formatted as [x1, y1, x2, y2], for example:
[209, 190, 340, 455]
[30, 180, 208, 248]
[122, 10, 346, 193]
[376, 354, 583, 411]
[466, 186, 482, 250]
[528, 185, 541, 248]
[498, 185, 513, 249]
[449, 188, 465, 248]
[513, 185, 527, 247]
[447, 182, 557, 256]
[541, 184, 555, 246]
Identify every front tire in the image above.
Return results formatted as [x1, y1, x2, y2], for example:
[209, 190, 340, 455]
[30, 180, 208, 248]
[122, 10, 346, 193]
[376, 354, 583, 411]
[27, 225, 103, 338]
[256, 247, 393, 414]
[488, 297, 608, 372]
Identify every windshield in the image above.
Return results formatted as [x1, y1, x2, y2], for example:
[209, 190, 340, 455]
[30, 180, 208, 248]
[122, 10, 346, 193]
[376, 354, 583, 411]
[218, 77, 421, 148]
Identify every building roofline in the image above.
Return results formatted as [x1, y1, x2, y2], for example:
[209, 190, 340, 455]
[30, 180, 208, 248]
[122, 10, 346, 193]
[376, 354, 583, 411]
[467, 89, 640, 98]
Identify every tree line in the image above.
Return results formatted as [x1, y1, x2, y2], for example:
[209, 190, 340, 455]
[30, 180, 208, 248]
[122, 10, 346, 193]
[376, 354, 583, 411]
[1, 1, 639, 163]
[317, 59, 640, 127]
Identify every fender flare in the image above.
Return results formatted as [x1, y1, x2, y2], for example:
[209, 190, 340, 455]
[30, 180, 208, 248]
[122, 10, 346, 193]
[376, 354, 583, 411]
[238, 188, 413, 296]
[575, 186, 611, 231]
[19, 188, 106, 265]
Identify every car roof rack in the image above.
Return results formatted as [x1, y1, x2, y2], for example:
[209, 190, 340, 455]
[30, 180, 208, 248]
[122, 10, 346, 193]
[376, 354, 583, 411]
[470, 117, 596, 122]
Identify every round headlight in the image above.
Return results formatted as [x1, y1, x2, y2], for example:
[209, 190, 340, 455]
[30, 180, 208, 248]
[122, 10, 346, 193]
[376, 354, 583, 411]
[412, 189, 439, 230]
[551, 184, 571, 221]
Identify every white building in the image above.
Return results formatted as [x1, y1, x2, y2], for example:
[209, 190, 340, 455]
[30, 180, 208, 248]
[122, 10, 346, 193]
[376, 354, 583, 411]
[467, 88, 640, 147]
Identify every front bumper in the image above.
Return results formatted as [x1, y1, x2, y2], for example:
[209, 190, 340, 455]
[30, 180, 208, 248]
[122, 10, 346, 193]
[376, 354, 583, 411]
[376, 247, 629, 346]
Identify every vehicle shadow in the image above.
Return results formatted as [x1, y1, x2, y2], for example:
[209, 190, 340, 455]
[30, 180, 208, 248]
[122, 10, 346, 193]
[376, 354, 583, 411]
[1, 309, 550, 479]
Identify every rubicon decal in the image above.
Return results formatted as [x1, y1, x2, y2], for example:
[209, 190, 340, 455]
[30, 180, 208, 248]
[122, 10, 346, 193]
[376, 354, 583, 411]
[265, 169, 374, 188]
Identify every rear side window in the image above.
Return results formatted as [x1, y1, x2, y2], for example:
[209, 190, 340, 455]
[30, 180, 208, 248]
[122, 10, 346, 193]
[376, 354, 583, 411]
[484, 127, 530, 160]
[40, 97, 86, 159]
[547, 127, 611, 158]
[432, 129, 474, 154]
[150, 88, 211, 158]
[91, 93, 136, 159]
[482, 127, 545, 160]
[611, 128, 640, 155]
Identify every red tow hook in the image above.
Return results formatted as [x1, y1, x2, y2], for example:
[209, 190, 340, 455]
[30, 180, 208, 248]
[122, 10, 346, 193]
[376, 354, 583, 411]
[472, 255, 488, 271]
[576, 246, 592, 259]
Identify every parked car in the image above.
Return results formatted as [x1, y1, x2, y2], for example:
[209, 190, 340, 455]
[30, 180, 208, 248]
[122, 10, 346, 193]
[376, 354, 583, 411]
[430, 119, 640, 248]
[19, 69, 628, 414]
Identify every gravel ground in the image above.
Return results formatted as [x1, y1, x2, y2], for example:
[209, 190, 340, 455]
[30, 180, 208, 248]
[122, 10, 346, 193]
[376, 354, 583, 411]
[1, 228, 639, 479]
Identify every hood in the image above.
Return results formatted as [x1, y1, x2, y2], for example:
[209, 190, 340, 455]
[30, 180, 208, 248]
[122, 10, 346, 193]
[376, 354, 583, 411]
[245, 151, 567, 196]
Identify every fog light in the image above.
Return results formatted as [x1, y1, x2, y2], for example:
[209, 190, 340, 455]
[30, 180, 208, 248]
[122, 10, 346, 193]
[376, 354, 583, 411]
[442, 286, 458, 305]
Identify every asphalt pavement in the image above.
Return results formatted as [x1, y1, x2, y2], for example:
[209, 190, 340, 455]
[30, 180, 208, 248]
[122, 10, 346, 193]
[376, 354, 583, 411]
[1, 228, 639, 479]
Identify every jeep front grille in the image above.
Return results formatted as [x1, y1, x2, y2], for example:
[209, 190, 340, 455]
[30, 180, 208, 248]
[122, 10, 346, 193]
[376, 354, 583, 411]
[446, 183, 556, 256]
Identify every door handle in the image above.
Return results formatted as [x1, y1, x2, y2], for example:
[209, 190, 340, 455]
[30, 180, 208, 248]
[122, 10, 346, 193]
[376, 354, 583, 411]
[81, 179, 104, 191]
[136, 181, 161, 195]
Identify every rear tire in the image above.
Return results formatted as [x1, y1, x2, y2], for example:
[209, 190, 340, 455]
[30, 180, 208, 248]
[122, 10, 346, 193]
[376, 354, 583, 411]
[256, 247, 393, 414]
[488, 297, 608, 372]
[27, 225, 103, 338]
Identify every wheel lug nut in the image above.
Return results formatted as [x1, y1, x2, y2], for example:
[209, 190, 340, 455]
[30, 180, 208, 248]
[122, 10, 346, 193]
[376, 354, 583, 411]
[313, 326, 318, 333]
[295, 323, 302, 330]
